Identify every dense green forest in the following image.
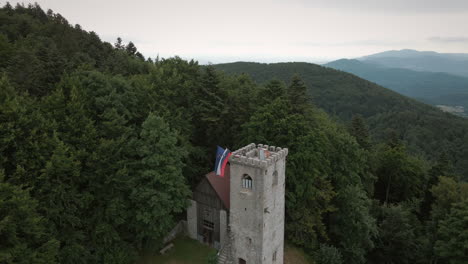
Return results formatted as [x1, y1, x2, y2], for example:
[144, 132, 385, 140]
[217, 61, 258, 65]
[1, 3, 467, 264]
[213, 62, 468, 180]
[325, 59, 468, 112]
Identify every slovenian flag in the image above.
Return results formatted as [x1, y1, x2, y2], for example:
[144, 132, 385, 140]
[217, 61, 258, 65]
[214, 146, 231, 177]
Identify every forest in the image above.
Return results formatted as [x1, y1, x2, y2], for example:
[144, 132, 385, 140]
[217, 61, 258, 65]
[214, 62, 468, 180]
[1, 3, 467, 264]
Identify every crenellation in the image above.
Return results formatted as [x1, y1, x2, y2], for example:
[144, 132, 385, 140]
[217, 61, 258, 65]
[230, 144, 288, 171]
[246, 149, 256, 158]
[247, 143, 256, 152]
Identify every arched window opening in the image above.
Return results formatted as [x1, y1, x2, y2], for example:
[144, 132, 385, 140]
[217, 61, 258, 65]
[242, 174, 253, 189]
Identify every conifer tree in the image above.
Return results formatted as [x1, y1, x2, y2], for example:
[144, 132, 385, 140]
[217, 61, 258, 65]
[349, 115, 371, 149]
[434, 199, 468, 264]
[37, 136, 88, 263]
[0, 170, 59, 263]
[368, 203, 425, 264]
[125, 41, 137, 56]
[258, 79, 286, 103]
[330, 185, 376, 264]
[428, 177, 468, 263]
[114, 37, 124, 49]
[192, 65, 226, 151]
[421, 153, 455, 219]
[373, 144, 427, 204]
[129, 113, 190, 248]
[287, 75, 309, 113]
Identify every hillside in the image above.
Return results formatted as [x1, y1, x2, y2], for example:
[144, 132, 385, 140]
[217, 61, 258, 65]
[324, 59, 468, 114]
[359, 49, 468, 77]
[213, 62, 468, 178]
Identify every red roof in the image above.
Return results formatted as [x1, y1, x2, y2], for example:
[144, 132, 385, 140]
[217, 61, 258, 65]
[205, 165, 230, 209]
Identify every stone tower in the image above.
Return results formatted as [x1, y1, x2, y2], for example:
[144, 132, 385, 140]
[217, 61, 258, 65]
[228, 143, 288, 264]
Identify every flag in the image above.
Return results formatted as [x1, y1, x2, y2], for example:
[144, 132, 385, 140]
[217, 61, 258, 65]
[214, 146, 231, 177]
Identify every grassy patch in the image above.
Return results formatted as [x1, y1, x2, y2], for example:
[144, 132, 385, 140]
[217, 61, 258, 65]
[284, 243, 315, 264]
[137, 237, 216, 264]
[137, 237, 312, 264]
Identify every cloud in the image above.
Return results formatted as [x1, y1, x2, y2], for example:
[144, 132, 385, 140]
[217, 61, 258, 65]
[293, 0, 468, 13]
[429, 36, 468, 43]
[297, 40, 412, 47]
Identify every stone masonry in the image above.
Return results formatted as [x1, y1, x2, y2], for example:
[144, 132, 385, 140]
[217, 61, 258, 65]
[187, 199, 197, 240]
[228, 143, 288, 264]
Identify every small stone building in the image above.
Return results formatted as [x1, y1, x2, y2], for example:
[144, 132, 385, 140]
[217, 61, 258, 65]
[187, 143, 288, 264]
[187, 167, 231, 249]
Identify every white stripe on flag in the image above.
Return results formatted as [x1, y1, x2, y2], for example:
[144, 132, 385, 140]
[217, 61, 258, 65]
[216, 149, 228, 175]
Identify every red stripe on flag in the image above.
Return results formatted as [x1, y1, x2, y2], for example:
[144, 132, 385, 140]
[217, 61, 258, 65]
[219, 152, 232, 177]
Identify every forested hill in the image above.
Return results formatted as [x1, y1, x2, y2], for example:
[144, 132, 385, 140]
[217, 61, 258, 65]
[0, 3, 150, 97]
[325, 59, 468, 111]
[213, 62, 468, 178]
[359, 49, 468, 77]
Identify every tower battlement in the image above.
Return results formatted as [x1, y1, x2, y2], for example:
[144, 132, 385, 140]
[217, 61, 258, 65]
[229, 143, 288, 169]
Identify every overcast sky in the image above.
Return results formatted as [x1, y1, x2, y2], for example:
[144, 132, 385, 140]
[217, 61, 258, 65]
[6, 0, 468, 63]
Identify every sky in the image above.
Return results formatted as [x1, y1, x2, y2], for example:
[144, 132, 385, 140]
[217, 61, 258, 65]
[5, 0, 468, 63]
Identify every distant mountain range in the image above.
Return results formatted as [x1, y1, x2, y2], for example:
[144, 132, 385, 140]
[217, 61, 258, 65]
[324, 50, 468, 117]
[359, 49, 468, 77]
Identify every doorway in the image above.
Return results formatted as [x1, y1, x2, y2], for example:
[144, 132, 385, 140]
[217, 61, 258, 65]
[202, 220, 214, 245]
[202, 227, 213, 245]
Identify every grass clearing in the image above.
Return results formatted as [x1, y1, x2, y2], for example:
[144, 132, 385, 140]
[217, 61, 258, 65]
[137, 237, 312, 264]
[137, 236, 216, 264]
[284, 243, 315, 264]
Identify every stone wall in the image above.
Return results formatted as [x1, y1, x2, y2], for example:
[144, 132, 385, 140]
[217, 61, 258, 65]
[261, 158, 286, 263]
[220, 209, 228, 246]
[187, 199, 198, 240]
[229, 143, 288, 264]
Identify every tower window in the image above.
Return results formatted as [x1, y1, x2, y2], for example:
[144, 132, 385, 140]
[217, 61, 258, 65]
[242, 174, 253, 189]
[272, 170, 278, 186]
[273, 250, 277, 262]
